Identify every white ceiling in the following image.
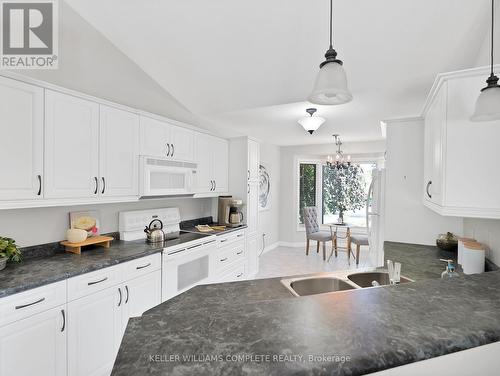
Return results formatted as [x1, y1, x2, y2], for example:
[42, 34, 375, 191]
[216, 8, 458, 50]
[66, 0, 490, 145]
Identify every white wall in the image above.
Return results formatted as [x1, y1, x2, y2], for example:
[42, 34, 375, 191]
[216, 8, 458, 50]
[258, 143, 281, 251]
[15, 1, 203, 127]
[463, 218, 500, 266]
[279, 140, 386, 244]
[0, 198, 213, 247]
[385, 118, 463, 245]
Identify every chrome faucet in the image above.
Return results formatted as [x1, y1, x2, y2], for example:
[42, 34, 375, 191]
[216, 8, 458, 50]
[440, 259, 459, 278]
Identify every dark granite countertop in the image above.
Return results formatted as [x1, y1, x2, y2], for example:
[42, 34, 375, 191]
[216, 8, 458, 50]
[180, 216, 247, 236]
[0, 240, 164, 298]
[113, 270, 500, 376]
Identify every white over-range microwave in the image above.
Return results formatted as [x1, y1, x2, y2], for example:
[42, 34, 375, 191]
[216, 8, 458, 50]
[139, 156, 197, 197]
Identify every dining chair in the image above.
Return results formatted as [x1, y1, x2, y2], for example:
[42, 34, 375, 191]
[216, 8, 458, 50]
[303, 207, 333, 261]
[348, 235, 369, 265]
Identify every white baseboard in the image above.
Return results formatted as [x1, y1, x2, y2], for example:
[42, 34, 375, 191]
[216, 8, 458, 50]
[260, 242, 280, 255]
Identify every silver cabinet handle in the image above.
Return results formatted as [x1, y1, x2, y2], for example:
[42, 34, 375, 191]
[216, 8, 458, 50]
[37, 175, 42, 196]
[101, 177, 106, 194]
[236, 250, 243, 255]
[187, 243, 202, 250]
[125, 285, 129, 304]
[88, 277, 108, 286]
[247, 184, 250, 194]
[94, 177, 98, 194]
[426, 180, 432, 199]
[214, 180, 216, 190]
[166, 143, 171, 157]
[220, 239, 227, 243]
[237, 234, 243, 238]
[220, 257, 228, 262]
[61, 309, 65, 332]
[236, 273, 243, 278]
[15, 297, 45, 310]
[247, 170, 250, 180]
[171, 144, 174, 157]
[118, 287, 122, 307]
[136, 262, 151, 270]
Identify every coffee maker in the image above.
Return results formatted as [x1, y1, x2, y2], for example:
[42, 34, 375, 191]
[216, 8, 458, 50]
[218, 196, 244, 228]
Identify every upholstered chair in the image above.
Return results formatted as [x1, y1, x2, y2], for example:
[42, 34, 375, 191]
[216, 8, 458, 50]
[348, 235, 369, 265]
[303, 207, 333, 261]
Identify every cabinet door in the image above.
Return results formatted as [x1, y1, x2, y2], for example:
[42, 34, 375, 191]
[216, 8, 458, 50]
[246, 235, 259, 277]
[423, 83, 445, 205]
[0, 306, 66, 376]
[212, 137, 228, 192]
[99, 106, 140, 197]
[45, 90, 99, 199]
[0, 77, 43, 200]
[194, 133, 213, 193]
[68, 286, 123, 376]
[121, 271, 161, 333]
[247, 139, 260, 182]
[170, 125, 194, 161]
[139, 116, 170, 158]
[246, 181, 259, 236]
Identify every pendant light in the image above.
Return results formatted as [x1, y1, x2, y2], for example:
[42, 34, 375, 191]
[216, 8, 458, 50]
[308, 0, 352, 105]
[471, 0, 500, 122]
[298, 108, 325, 134]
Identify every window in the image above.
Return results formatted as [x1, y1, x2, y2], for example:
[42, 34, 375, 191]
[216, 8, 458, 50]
[297, 160, 377, 228]
[298, 163, 317, 224]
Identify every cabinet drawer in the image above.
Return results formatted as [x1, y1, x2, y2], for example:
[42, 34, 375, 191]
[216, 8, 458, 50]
[0, 280, 66, 327]
[123, 253, 161, 281]
[219, 262, 245, 283]
[217, 230, 245, 248]
[215, 241, 245, 272]
[68, 264, 123, 301]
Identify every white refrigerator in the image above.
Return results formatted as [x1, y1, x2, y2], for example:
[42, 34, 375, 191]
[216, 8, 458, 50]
[366, 168, 386, 267]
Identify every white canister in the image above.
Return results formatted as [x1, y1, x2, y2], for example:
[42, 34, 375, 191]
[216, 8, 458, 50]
[461, 241, 485, 275]
[457, 237, 476, 266]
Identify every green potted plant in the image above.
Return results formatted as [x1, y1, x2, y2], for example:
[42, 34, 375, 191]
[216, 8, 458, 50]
[0, 237, 22, 271]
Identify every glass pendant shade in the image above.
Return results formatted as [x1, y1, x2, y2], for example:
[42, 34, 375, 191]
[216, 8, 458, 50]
[308, 61, 353, 105]
[470, 85, 500, 122]
[298, 116, 325, 134]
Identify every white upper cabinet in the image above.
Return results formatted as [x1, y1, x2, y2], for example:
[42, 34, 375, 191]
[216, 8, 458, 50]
[247, 139, 260, 182]
[99, 106, 140, 197]
[212, 137, 229, 192]
[194, 133, 228, 194]
[170, 125, 194, 161]
[423, 67, 500, 218]
[140, 116, 194, 161]
[45, 90, 100, 199]
[0, 77, 43, 200]
[423, 81, 446, 206]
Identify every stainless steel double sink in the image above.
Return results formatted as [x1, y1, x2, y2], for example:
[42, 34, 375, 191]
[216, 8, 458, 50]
[281, 271, 414, 297]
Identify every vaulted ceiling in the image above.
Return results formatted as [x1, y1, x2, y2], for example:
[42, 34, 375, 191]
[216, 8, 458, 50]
[66, 0, 491, 145]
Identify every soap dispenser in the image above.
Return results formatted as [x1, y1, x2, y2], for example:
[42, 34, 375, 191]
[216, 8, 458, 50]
[440, 259, 459, 278]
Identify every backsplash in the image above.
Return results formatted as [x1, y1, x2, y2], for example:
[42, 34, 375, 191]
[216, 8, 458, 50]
[0, 197, 214, 247]
[463, 218, 500, 267]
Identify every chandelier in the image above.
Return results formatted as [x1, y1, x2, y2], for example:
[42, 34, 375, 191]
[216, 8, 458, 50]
[326, 135, 352, 168]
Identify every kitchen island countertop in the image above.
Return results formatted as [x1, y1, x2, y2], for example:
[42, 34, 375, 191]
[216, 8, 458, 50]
[113, 269, 500, 376]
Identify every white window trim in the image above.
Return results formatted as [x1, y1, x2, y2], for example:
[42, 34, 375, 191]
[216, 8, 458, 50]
[295, 156, 380, 233]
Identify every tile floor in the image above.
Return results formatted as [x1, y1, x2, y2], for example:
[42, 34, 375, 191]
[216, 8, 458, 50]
[255, 243, 372, 279]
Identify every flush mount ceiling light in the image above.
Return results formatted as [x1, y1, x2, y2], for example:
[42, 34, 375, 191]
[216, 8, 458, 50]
[308, 0, 352, 105]
[298, 108, 325, 134]
[471, 0, 500, 122]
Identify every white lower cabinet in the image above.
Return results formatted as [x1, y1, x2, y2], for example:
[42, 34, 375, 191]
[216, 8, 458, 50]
[0, 305, 67, 376]
[121, 270, 161, 328]
[67, 285, 123, 376]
